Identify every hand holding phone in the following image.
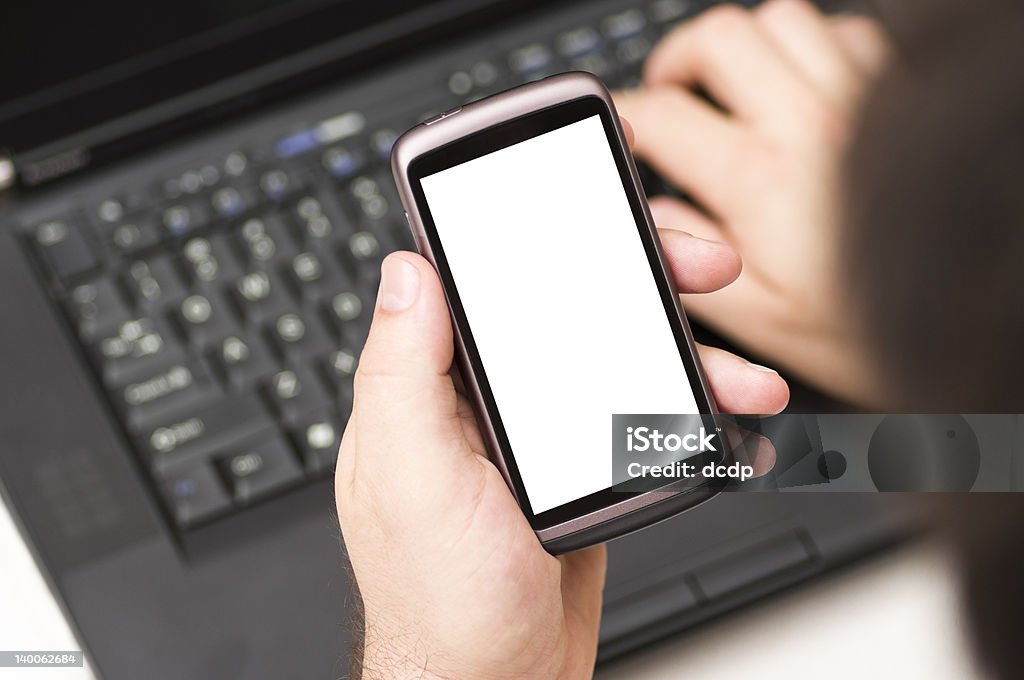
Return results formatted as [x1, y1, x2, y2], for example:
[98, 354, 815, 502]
[336, 73, 787, 679]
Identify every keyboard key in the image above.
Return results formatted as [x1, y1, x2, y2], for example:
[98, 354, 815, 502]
[159, 464, 231, 528]
[211, 334, 278, 389]
[328, 291, 364, 323]
[179, 169, 205, 195]
[369, 129, 399, 161]
[370, 169, 404, 211]
[95, 198, 125, 224]
[141, 393, 273, 474]
[470, 61, 500, 89]
[326, 291, 371, 345]
[236, 216, 296, 267]
[233, 269, 294, 325]
[292, 410, 343, 474]
[602, 9, 647, 40]
[264, 366, 332, 424]
[448, 71, 473, 96]
[287, 195, 338, 247]
[322, 348, 358, 406]
[181, 234, 243, 288]
[649, 0, 691, 24]
[162, 201, 210, 237]
[344, 231, 383, 279]
[33, 219, 99, 280]
[322, 146, 365, 179]
[223, 151, 250, 178]
[116, 361, 219, 432]
[66, 278, 131, 341]
[509, 43, 553, 74]
[210, 185, 254, 220]
[93, 317, 186, 387]
[571, 52, 617, 79]
[616, 35, 653, 65]
[99, 218, 162, 257]
[557, 27, 601, 58]
[266, 312, 333, 362]
[125, 255, 189, 310]
[326, 348, 358, 382]
[217, 438, 304, 504]
[352, 229, 385, 259]
[199, 164, 221, 188]
[176, 292, 239, 348]
[258, 167, 301, 202]
[348, 176, 384, 216]
[287, 251, 353, 306]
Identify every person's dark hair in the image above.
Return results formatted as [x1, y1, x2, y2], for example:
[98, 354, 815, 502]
[844, 2, 1024, 678]
[845, 0, 1024, 413]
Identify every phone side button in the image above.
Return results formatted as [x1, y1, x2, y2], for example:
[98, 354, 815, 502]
[424, 107, 463, 125]
[404, 212, 425, 253]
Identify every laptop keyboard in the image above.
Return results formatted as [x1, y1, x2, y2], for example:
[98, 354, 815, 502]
[25, 0, 718, 533]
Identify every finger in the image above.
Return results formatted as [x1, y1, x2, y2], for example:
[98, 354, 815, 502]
[615, 87, 744, 213]
[348, 252, 467, 483]
[649, 195, 729, 244]
[643, 4, 818, 127]
[755, 0, 863, 108]
[829, 14, 891, 78]
[657, 226, 742, 294]
[456, 392, 487, 457]
[721, 422, 778, 479]
[696, 344, 789, 415]
[558, 544, 607, 645]
[619, 115, 635, 148]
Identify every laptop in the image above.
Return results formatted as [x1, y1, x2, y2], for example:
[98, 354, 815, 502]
[0, 0, 916, 677]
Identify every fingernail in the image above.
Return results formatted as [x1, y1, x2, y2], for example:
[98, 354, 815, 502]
[748, 362, 778, 374]
[379, 256, 420, 312]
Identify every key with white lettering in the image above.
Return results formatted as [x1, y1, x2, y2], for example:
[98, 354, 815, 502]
[140, 394, 273, 476]
[291, 409, 344, 474]
[115, 361, 219, 433]
[91, 316, 187, 387]
[232, 269, 294, 326]
[235, 216, 297, 268]
[66, 277, 132, 342]
[125, 254, 189, 311]
[33, 218, 100, 280]
[176, 291, 239, 348]
[287, 251, 353, 306]
[266, 312, 333, 362]
[264, 366, 333, 425]
[217, 438, 303, 504]
[211, 333, 278, 389]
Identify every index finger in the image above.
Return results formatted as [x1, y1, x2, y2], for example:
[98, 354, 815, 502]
[644, 4, 818, 129]
[620, 115, 636, 148]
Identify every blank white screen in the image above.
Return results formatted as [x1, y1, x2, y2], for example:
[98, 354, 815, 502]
[421, 115, 698, 514]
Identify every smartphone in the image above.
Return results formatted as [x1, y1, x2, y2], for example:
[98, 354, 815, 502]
[391, 72, 724, 553]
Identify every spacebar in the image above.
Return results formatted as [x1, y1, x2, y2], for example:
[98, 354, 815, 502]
[138, 394, 274, 478]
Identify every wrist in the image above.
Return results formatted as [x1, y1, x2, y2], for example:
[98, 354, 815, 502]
[356, 631, 449, 680]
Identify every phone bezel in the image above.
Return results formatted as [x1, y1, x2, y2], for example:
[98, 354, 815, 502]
[393, 73, 724, 547]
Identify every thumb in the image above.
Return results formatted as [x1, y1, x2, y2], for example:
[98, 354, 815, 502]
[348, 252, 464, 481]
[358, 251, 454, 385]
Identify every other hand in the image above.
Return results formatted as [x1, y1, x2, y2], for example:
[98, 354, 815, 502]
[615, 0, 890, 405]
